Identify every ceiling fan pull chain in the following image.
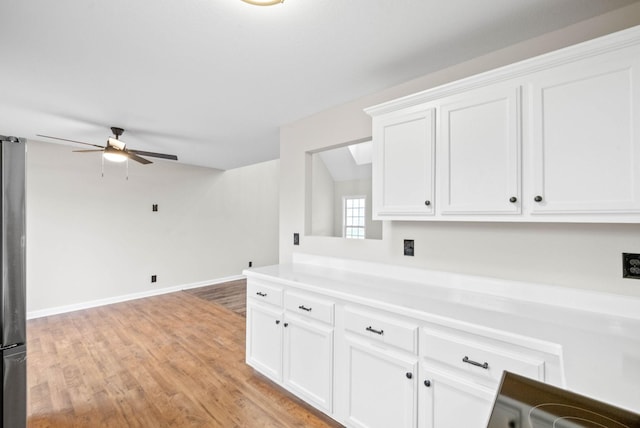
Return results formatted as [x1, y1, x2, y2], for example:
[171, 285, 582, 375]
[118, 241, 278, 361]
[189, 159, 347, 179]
[101, 155, 105, 178]
[126, 159, 129, 180]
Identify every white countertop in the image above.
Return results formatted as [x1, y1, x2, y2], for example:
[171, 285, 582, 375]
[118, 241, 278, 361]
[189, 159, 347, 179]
[244, 254, 640, 413]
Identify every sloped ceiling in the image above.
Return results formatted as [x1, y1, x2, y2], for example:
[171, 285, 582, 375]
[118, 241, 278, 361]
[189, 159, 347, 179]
[1, 0, 637, 169]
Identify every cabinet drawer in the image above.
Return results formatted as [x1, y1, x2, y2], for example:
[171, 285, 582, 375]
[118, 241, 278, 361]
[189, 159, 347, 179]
[421, 327, 544, 383]
[344, 307, 418, 354]
[284, 291, 334, 325]
[247, 280, 283, 307]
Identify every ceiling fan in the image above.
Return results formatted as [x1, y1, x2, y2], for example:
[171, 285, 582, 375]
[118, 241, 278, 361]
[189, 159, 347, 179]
[37, 127, 178, 164]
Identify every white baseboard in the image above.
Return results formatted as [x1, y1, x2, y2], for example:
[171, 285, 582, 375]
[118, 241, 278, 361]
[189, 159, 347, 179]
[27, 275, 246, 320]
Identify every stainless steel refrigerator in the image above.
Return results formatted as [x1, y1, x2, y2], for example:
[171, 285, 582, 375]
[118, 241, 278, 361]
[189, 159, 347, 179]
[0, 135, 26, 428]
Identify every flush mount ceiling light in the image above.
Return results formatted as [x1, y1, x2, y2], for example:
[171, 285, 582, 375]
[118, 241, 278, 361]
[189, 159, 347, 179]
[240, 0, 284, 5]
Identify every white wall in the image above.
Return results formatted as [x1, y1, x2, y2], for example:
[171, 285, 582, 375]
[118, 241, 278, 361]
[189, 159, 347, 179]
[279, 3, 640, 298]
[26, 140, 279, 315]
[309, 153, 335, 236]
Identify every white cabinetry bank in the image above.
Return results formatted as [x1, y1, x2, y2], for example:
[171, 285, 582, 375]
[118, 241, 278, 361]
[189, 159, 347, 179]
[366, 25, 640, 223]
[245, 255, 640, 427]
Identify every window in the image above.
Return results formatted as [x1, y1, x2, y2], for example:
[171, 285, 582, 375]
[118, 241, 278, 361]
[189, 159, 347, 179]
[344, 197, 366, 239]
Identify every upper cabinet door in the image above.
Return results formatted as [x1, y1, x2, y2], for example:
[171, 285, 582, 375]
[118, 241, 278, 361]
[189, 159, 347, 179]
[366, 26, 640, 222]
[372, 107, 436, 220]
[439, 85, 521, 215]
[530, 48, 640, 215]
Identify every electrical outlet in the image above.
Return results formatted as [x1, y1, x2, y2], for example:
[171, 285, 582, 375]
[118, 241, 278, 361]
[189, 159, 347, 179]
[248, 261, 253, 268]
[404, 239, 414, 257]
[622, 253, 640, 279]
[293, 233, 300, 246]
[151, 275, 157, 283]
[152, 204, 158, 212]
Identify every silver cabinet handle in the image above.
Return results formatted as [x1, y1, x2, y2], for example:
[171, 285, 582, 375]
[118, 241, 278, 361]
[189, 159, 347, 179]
[366, 326, 384, 335]
[462, 356, 489, 369]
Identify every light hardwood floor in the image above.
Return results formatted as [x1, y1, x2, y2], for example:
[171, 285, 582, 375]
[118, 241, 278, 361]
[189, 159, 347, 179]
[185, 280, 247, 316]
[27, 285, 342, 427]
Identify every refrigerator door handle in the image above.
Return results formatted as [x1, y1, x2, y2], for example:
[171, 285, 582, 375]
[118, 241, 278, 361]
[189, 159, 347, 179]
[0, 343, 20, 351]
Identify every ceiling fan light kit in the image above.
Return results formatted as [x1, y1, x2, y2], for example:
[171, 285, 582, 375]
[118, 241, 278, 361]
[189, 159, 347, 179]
[240, 0, 284, 6]
[103, 146, 128, 163]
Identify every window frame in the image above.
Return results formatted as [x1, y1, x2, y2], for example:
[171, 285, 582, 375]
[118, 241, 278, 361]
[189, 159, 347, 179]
[343, 195, 366, 239]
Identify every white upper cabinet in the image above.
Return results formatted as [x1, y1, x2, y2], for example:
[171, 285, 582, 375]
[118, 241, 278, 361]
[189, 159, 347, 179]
[365, 25, 640, 223]
[439, 85, 521, 215]
[529, 48, 640, 216]
[371, 107, 436, 220]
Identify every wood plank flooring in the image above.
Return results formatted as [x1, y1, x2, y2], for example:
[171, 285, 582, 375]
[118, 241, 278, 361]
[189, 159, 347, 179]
[27, 286, 342, 427]
[184, 280, 247, 316]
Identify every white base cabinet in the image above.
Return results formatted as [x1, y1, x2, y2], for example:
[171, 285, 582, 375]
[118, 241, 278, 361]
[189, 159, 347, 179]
[245, 280, 336, 417]
[418, 323, 551, 428]
[419, 368, 495, 428]
[245, 274, 564, 428]
[244, 248, 640, 424]
[246, 300, 283, 382]
[245, 279, 285, 384]
[283, 313, 333, 413]
[345, 339, 418, 428]
[246, 276, 562, 428]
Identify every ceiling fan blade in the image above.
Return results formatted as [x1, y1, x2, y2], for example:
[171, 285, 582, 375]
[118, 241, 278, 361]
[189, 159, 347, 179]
[72, 149, 104, 153]
[129, 149, 178, 161]
[36, 134, 105, 149]
[126, 151, 153, 165]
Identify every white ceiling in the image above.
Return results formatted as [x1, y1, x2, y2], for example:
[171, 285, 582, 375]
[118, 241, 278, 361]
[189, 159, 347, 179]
[1, 0, 637, 170]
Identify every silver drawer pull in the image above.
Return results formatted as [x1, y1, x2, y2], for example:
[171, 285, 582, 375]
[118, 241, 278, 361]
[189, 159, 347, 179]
[462, 356, 489, 370]
[298, 305, 312, 312]
[256, 291, 267, 297]
[366, 326, 384, 335]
